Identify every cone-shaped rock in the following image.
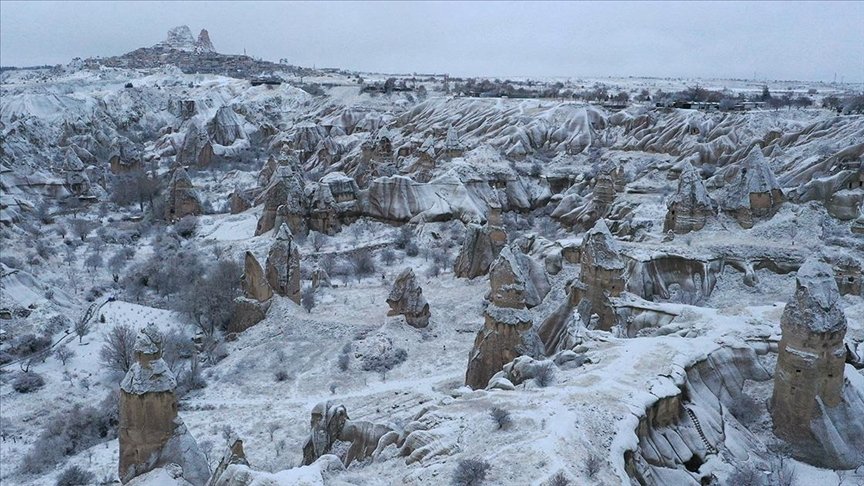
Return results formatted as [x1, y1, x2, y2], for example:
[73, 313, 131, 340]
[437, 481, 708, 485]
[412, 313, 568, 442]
[386, 267, 431, 328]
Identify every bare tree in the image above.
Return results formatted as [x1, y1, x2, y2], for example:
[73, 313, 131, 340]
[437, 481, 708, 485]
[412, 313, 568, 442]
[54, 345, 75, 366]
[99, 324, 136, 373]
[74, 318, 91, 343]
[70, 219, 95, 242]
[349, 248, 377, 282]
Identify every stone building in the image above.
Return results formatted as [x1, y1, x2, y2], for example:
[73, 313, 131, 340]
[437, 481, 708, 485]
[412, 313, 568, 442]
[663, 161, 714, 234]
[771, 259, 847, 442]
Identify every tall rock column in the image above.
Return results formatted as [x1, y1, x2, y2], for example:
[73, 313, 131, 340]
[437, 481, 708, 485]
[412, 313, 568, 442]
[771, 259, 848, 442]
[265, 224, 301, 304]
[119, 324, 209, 485]
[577, 219, 625, 330]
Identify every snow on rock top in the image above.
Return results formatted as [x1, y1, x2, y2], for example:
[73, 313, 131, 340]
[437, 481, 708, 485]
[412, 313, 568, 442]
[782, 258, 847, 334]
[195, 29, 215, 53]
[121, 324, 177, 395]
[583, 219, 624, 270]
[158, 26, 197, 51]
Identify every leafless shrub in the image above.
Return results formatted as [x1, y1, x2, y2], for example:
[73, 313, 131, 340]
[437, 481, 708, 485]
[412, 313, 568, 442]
[724, 462, 762, 486]
[490, 407, 512, 430]
[534, 362, 556, 387]
[301, 285, 316, 313]
[54, 345, 75, 366]
[452, 458, 491, 486]
[585, 453, 601, 478]
[548, 471, 570, 486]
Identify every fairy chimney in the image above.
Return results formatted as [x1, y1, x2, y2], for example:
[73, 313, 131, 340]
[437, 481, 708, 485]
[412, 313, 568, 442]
[386, 267, 431, 328]
[664, 161, 715, 234]
[265, 224, 301, 304]
[721, 147, 784, 228]
[772, 259, 848, 442]
[577, 219, 625, 330]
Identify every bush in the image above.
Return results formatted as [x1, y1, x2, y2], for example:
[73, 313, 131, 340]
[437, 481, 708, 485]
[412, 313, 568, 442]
[405, 242, 420, 257]
[361, 347, 407, 378]
[395, 225, 414, 249]
[174, 215, 198, 238]
[724, 462, 762, 486]
[11, 333, 51, 357]
[585, 453, 601, 478]
[349, 248, 377, 282]
[534, 362, 556, 387]
[548, 471, 570, 486]
[490, 407, 511, 430]
[55, 465, 95, 486]
[20, 393, 118, 474]
[13, 372, 45, 393]
[452, 458, 491, 486]
[275, 370, 290, 382]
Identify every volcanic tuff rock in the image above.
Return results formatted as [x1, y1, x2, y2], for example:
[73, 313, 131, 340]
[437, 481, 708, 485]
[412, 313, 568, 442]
[254, 166, 307, 236]
[176, 124, 213, 167]
[302, 402, 394, 467]
[486, 245, 551, 309]
[663, 161, 715, 234]
[265, 224, 301, 304]
[241, 251, 272, 303]
[164, 167, 202, 222]
[386, 267, 431, 328]
[195, 29, 215, 53]
[720, 147, 784, 228]
[772, 259, 847, 442]
[576, 219, 625, 330]
[453, 222, 507, 279]
[119, 324, 209, 485]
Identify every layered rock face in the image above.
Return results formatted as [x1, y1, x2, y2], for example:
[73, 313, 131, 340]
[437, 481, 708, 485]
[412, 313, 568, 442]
[663, 161, 714, 234]
[465, 243, 548, 389]
[386, 268, 431, 328]
[720, 147, 784, 228]
[308, 172, 360, 235]
[577, 219, 625, 330]
[264, 224, 301, 304]
[119, 325, 209, 485]
[164, 167, 202, 222]
[195, 29, 215, 53]
[772, 259, 847, 442]
[207, 106, 245, 146]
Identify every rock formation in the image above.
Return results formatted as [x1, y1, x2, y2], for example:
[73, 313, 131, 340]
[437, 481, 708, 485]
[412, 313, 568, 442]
[386, 268, 431, 328]
[164, 167, 202, 222]
[119, 324, 209, 485]
[265, 224, 301, 304]
[207, 106, 245, 146]
[176, 124, 213, 167]
[195, 29, 215, 53]
[720, 147, 784, 228]
[158, 26, 197, 51]
[302, 401, 394, 467]
[663, 161, 714, 234]
[453, 204, 507, 278]
[465, 242, 548, 389]
[771, 259, 847, 441]
[576, 219, 625, 330]
[254, 166, 307, 236]
[229, 252, 272, 333]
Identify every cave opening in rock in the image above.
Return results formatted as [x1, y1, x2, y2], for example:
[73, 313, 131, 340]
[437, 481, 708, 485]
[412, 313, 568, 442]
[684, 454, 704, 473]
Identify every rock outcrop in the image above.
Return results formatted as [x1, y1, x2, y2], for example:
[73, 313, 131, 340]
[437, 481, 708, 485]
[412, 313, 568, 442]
[465, 241, 548, 389]
[386, 268, 431, 328]
[772, 260, 847, 440]
[720, 147, 783, 228]
[164, 167, 202, 222]
[265, 224, 301, 304]
[663, 161, 714, 234]
[229, 252, 272, 333]
[576, 219, 625, 330]
[453, 204, 507, 279]
[176, 124, 213, 167]
[207, 106, 245, 147]
[119, 324, 209, 485]
[302, 401, 394, 467]
[195, 29, 215, 53]
[254, 167, 307, 236]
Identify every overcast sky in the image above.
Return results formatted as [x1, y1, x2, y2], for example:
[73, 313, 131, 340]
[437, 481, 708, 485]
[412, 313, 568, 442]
[1, 1, 862, 82]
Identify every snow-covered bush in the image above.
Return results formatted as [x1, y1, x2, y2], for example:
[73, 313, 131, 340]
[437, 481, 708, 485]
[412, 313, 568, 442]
[174, 215, 199, 238]
[12, 372, 45, 393]
[361, 347, 407, 378]
[452, 458, 490, 486]
[11, 333, 51, 357]
[301, 285, 316, 313]
[548, 471, 570, 486]
[55, 465, 95, 486]
[490, 407, 511, 430]
[585, 453, 601, 478]
[19, 393, 118, 474]
[275, 370, 290, 382]
[534, 362, 556, 387]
